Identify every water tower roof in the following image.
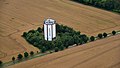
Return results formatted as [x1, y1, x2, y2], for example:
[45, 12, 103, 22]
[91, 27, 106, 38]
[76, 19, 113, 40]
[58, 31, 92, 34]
[44, 18, 56, 25]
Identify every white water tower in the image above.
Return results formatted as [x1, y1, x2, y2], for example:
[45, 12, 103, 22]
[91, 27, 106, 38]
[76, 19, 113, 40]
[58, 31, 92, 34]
[44, 18, 56, 41]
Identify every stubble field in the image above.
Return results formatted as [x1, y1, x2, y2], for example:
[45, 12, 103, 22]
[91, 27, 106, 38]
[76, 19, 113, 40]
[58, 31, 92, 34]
[0, 0, 120, 68]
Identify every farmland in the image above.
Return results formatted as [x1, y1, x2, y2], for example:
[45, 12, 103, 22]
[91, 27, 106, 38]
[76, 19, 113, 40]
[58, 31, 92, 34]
[0, 0, 120, 68]
[8, 34, 120, 68]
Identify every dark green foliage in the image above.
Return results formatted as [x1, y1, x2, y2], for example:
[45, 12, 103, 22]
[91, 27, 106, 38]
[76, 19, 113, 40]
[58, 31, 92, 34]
[12, 57, 15, 61]
[24, 52, 29, 58]
[22, 32, 27, 37]
[103, 32, 108, 38]
[98, 33, 103, 39]
[73, 0, 120, 13]
[22, 23, 89, 53]
[0, 60, 2, 65]
[73, 35, 79, 45]
[55, 47, 59, 52]
[112, 30, 116, 35]
[80, 34, 89, 43]
[37, 27, 42, 33]
[30, 51, 34, 56]
[90, 36, 95, 41]
[41, 46, 46, 53]
[17, 54, 23, 60]
[59, 45, 64, 50]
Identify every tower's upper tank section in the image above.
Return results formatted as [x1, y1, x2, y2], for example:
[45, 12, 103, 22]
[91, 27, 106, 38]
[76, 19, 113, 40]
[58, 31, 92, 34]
[44, 18, 56, 25]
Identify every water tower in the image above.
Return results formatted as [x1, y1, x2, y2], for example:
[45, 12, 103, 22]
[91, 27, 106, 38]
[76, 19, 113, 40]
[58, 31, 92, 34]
[44, 18, 56, 41]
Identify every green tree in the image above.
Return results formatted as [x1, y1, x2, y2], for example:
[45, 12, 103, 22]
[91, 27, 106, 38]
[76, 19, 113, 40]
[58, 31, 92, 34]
[17, 54, 23, 60]
[30, 51, 34, 56]
[112, 30, 116, 35]
[59, 45, 64, 51]
[98, 33, 103, 39]
[103, 32, 107, 38]
[80, 34, 89, 43]
[37, 27, 42, 33]
[24, 52, 29, 58]
[22, 32, 27, 37]
[74, 0, 120, 13]
[28, 30, 36, 33]
[55, 47, 59, 52]
[41, 46, 46, 53]
[73, 35, 79, 45]
[90, 36, 95, 41]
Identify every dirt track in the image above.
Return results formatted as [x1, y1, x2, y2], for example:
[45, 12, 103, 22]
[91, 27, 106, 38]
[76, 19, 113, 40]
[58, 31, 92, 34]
[0, 0, 120, 66]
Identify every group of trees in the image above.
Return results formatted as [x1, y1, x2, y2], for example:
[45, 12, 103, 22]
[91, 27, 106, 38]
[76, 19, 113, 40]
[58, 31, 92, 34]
[73, 0, 120, 13]
[22, 23, 118, 54]
[22, 23, 89, 53]
[97, 30, 117, 39]
[88, 30, 117, 42]
[0, 26, 117, 66]
[11, 51, 35, 63]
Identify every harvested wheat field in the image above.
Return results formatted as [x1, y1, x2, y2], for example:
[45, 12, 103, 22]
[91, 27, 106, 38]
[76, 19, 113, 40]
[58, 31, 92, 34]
[0, 0, 120, 67]
[8, 34, 120, 68]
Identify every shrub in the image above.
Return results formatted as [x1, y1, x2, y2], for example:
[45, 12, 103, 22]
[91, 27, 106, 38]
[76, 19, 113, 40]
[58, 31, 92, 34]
[98, 33, 103, 39]
[22, 32, 27, 37]
[41, 46, 46, 53]
[17, 54, 23, 60]
[24, 52, 29, 58]
[59, 45, 64, 51]
[112, 30, 116, 35]
[55, 47, 59, 52]
[30, 51, 34, 56]
[103, 32, 107, 38]
[12, 57, 15, 62]
[90, 36, 95, 41]
[37, 27, 42, 33]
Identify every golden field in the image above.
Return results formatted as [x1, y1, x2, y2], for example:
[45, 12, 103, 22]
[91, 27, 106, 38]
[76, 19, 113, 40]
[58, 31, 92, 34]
[0, 0, 120, 68]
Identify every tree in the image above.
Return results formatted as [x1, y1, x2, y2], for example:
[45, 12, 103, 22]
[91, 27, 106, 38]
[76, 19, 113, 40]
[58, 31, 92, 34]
[103, 32, 107, 38]
[0, 60, 2, 66]
[90, 36, 95, 41]
[112, 30, 116, 35]
[55, 47, 59, 52]
[24, 52, 29, 58]
[28, 30, 35, 33]
[73, 35, 79, 45]
[59, 45, 64, 51]
[41, 46, 46, 53]
[98, 33, 103, 39]
[30, 51, 34, 56]
[37, 27, 42, 33]
[17, 54, 23, 60]
[80, 34, 89, 43]
[74, 0, 120, 13]
[22, 32, 27, 37]
[12, 57, 15, 63]
[23, 23, 89, 55]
